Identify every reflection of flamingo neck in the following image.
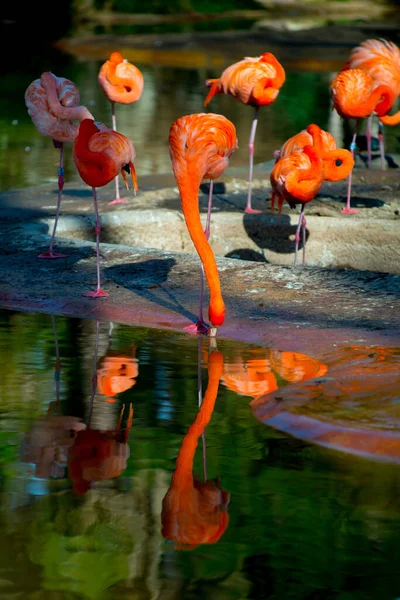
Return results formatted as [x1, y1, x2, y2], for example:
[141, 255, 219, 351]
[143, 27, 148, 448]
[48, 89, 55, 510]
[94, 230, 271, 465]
[172, 351, 224, 484]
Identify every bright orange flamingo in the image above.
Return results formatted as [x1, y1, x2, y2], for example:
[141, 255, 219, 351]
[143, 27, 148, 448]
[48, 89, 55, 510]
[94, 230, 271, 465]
[98, 51, 144, 205]
[169, 113, 238, 335]
[346, 38, 400, 169]
[330, 68, 395, 214]
[161, 348, 230, 550]
[25, 72, 94, 258]
[204, 53, 285, 214]
[67, 320, 134, 495]
[73, 118, 138, 297]
[270, 144, 324, 265]
[272, 123, 354, 214]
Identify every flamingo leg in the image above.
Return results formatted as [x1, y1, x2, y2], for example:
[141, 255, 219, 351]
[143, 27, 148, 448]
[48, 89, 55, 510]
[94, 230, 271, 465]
[366, 114, 372, 169]
[83, 187, 109, 298]
[184, 179, 214, 335]
[38, 142, 67, 259]
[108, 101, 128, 206]
[378, 121, 386, 171]
[87, 320, 100, 428]
[342, 121, 359, 215]
[245, 106, 262, 214]
[294, 205, 306, 266]
[301, 210, 307, 266]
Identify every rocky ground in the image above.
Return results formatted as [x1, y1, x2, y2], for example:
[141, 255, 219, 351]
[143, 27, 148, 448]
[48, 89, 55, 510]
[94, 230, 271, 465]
[0, 158, 399, 355]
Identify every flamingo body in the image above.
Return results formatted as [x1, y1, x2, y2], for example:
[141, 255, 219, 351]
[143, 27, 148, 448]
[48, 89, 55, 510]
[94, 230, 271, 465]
[169, 113, 237, 332]
[98, 51, 144, 105]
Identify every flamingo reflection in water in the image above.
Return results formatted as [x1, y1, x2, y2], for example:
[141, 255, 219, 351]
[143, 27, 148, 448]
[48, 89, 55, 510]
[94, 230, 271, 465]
[162, 339, 230, 550]
[68, 321, 134, 495]
[96, 325, 139, 403]
[21, 315, 86, 478]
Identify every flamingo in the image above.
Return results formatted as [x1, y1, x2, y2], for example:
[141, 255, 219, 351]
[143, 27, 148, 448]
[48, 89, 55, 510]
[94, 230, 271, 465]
[346, 38, 400, 169]
[161, 347, 230, 550]
[169, 112, 238, 336]
[272, 123, 354, 214]
[270, 145, 324, 266]
[25, 72, 94, 258]
[73, 118, 137, 298]
[204, 53, 285, 214]
[330, 68, 395, 213]
[98, 51, 144, 205]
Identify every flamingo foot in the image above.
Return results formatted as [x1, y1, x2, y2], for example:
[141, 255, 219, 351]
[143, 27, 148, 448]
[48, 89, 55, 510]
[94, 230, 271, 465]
[184, 319, 209, 335]
[37, 250, 67, 259]
[340, 208, 359, 215]
[244, 207, 262, 214]
[82, 289, 109, 298]
[108, 198, 128, 206]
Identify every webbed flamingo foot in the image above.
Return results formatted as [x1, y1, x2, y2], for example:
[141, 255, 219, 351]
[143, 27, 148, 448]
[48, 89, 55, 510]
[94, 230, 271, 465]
[341, 207, 359, 215]
[108, 198, 129, 205]
[184, 319, 209, 335]
[83, 289, 109, 298]
[37, 250, 67, 259]
[244, 207, 262, 214]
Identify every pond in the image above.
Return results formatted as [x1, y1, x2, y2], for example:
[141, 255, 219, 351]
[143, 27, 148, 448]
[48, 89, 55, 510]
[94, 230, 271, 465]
[1, 29, 400, 192]
[2, 308, 400, 599]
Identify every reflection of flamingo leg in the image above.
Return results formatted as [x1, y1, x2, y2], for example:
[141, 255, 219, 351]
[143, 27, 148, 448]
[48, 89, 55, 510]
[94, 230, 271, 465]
[108, 101, 127, 206]
[342, 122, 359, 215]
[87, 320, 100, 428]
[83, 188, 109, 298]
[38, 143, 67, 259]
[52, 314, 61, 413]
[184, 179, 214, 335]
[245, 106, 262, 214]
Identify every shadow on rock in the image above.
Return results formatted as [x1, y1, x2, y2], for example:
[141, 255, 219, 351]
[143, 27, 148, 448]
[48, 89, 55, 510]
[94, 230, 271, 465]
[106, 258, 198, 323]
[243, 212, 309, 256]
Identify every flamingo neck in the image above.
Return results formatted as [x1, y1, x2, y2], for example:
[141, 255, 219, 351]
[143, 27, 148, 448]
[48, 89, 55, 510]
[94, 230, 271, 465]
[372, 85, 395, 117]
[380, 110, 400, 125]
[285, 146, 324, 203]
[176, 167, 225, 327]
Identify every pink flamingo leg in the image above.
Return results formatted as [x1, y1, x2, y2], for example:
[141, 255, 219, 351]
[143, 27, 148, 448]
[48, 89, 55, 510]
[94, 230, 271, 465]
[366, 114, 372, 169]
[108, 101, 127, 206]
[184, 179, 213, 335]
[245, 106, 262, 214]
[301, 211, 307, 266]
[342, 125, 359, 215]
[83, 187, 109, 298]
[38, 142, 67, 258]
[294, 205, 306, 267]
[378, 121, 385, 171]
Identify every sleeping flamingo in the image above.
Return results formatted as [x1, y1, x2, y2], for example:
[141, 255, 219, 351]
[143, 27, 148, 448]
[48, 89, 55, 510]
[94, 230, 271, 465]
[272, 123, 354, 214]
[25, 71, 94, 258]
[98, 51, 144, 205]
[73, 118, 137, 297]
[204, 53, 285, 214]
[161, 347, 230, 550]
[345, 38, 400, 169]
[330, 68, 394, 213]
[270, 144, 324, 266]
[169, 113, 238, 336]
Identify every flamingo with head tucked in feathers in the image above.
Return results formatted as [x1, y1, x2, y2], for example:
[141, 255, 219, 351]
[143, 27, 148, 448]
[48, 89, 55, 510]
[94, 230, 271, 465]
[25, 71, 94, 258]
[204, 53, 285, 214]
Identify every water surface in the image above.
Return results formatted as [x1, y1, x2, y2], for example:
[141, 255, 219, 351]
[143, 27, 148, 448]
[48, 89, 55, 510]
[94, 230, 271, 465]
[1, 309, 400, 599]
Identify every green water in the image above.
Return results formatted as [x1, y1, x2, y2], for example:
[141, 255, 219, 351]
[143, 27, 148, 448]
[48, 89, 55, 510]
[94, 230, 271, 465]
[1, 308, 400, 599]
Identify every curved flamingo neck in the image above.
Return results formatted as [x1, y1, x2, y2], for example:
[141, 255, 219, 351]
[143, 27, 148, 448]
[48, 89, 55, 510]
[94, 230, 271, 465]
[285, 146, 324, 203]
[172, 351, 223, 484]
[74, 120, 117, 187]
[41, 72, 93, 122]
[174, 164, 225, 327]
[372, 85, 396, 117]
